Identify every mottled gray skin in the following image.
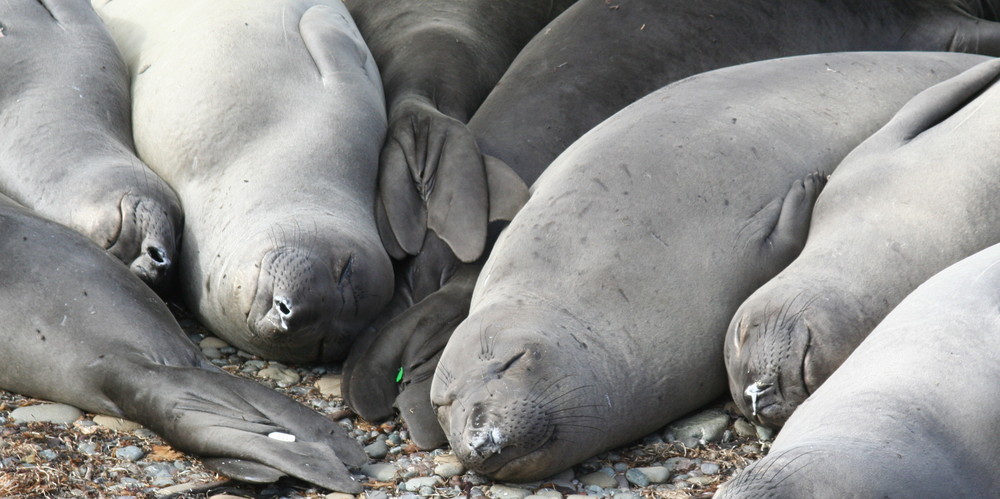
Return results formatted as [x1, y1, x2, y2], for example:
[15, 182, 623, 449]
[0, 0, 180, 287]
[717, 242, 1000, 498]
[726, 58, 1000, 430]
[346, 0, 574, 263]
[0, 193, 366, 493]
[429, 52, 990, 482]
[94, 0, 393, 363]
[472, 0, 1000, 186]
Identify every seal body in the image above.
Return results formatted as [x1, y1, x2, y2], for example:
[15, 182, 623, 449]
[0, 193, 366, 493]
[716, 241, 1000, 498]
[471, 0, 1000, 186]
[95, 0, 392, 362]
[429, 52, 990, 482]
[0, 0, 180, 287]
[725, 58, 1000, 430]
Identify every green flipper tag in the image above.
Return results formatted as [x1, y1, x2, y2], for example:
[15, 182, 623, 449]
[395, 366, 404, 383]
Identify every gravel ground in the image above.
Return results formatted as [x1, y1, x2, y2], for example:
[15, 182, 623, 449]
[0, 305, 770, 499]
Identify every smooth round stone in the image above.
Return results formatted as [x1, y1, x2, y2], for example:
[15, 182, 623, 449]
[38, 449, 58, 461]
[94, 415, 142, 431]
[316, 374, 343, 396]
[201, 347, 222, 359]
[526, 491, 563, 499]
[134, 429, 158, 439]
[364, 491, 389, 499]
[151, 477, 175, 487]
[199, 337, 230, 349]
[625, 468, 649, 487]
[612, 462, 628, 472]
[434, 461, 464, 479]
[404, 476, 440, 491]
[701, 463, 720, 475]
[10, 403, 83, 424]
[115, 445, 145, 461]
[419, 486, 435, 496]
[665, 409, 730, 447]
[755, 424, 775, 441]
[578, 471, 617, 489]
[489, 484, 532, 499]
[77, 442, 98, 455]
[361, 463, 397, 482]
[325, 493, 356, 499]
[364, 440, 389, 459]
[636, 466, 671, 484]
[567, 496, 591, 499]
[733, 418, 757, 438]
[144, 463, 176, 478]
[257, 366, 300, 386]
[245, 359, 267, 370]
[613, 494, 640, 499]
[687, 476, 715, 486]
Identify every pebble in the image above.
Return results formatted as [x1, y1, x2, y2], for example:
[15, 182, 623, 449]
[245, 359, 268, 370]
[364, 492, 390, 499]
[257, 366, 301, 386]
[665, 409, 730, 447]
[364, 440, 389, 459]
[93, 415, 142, 431]
[701, 462, 721, 475]
[578, 470, 618, 489]
[687, 476, 715, 486]
[316, 374, 343, 396]
[115, 445, 145, 461]
[38, 449, 58, 461]
[361, 463, 397, 482]
[325, 494, 356, 499]
[614, 494, 641, 499]
[636, 466, 671, 484]
[77, 442, 99, 455]
[733, 418, 757, 438]
[755, 424, 775, 441]
[202, 348, 222, 359]
[489, 484, 532, 499]
[199, 337, 229, 349]
[625, 468, 650, 487]
[434, 461, 464, 479]
[528, 490, 563, 498]
[10, 403, 83, 424]
[403, 476, 440, 491]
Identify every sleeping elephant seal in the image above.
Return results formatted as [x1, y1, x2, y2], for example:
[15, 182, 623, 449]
[726, 58, 1000, 430]
[472, 0, 1000, 187]
[716, 242, 1000, 498]
[0, 0, 180, 287]
[345, 0, 575, 264]
[94, 0, 393, 363]
[0, 193, 366, 493]
[428, 51, 991, 482]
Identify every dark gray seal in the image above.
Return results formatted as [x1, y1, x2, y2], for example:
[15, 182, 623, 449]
[346, 0, 575, 263]
[0, 192, 366, 493]
[725, 58, 1000, 430]
[716, 241, 1000, 498]
[0, 0, 180, 287]
[428, 52, 990, 482]
[94, 0, 393, 363]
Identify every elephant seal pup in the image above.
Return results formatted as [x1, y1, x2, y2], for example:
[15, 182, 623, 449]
[346, 0, 575, 263]
[94, 0, 393, 362]
[716, 242, 1000, 498]
[428, 52, 991, 482]
[0, 0, 180, 287]
[726, 58, 1000, 430]
[471, 0, 1000, 187]
[0, 193, 366, 493]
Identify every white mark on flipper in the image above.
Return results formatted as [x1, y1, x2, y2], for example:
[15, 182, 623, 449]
[60, 315, 67, 326]
[605, 394, 612, 408]
[268, 431, 296, 442]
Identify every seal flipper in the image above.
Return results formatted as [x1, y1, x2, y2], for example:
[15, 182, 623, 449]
[740, 172, 826, 265]
[201, 458, 284, 484]
[299, 3, 383, 93]
[395, 374, 447, 450]
[108, 364, 366, 493]
[485, 154, 531, 223]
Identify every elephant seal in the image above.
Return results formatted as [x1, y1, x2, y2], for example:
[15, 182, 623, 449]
[0, 193, 366, 493]
[346, 0, 575, 263]
[716, 242, 1000, 498]
[343, 0, 1000, 439]
[94, 0, 393, 363]
[428, 52, 991, 482]
[725, 58, 1000, 430]
[0, 0, 180, 287]
[472, 0, 1000, 187]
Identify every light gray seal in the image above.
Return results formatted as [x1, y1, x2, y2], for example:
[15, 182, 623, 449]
[0, 192, 366, 493]
[0, 0, 180, 287]
[428, 52, 990, 482]
[94, 0, 393, 363]
[725, 58, 1000, 430]
[716, 240, 1000, 498]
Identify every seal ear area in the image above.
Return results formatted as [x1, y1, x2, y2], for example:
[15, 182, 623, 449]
[298, 4, 381, 89]
[870, 58, 1000, 146]
[738, 172, 826, 264]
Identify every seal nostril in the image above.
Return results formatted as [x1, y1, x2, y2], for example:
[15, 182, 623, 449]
[274, 296, 292, 317]
[146, 245, 166, 264]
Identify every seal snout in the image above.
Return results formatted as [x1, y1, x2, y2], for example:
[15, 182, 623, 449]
[743, 379, 775, 417]
[467, 425, 505, 459]
[130, 240, 172, 285]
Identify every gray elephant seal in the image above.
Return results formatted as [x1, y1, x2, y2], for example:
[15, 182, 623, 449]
[0, 193, 366, 492]
[471, 0, 1000, 187]
[428, 52, 990, 482]
[716, 241, 1000, 498]
[725, 58, 1000, 430]
[0, 0, 180, 287]
[94, 0, 393, 363]
[346, 0, 574, 263]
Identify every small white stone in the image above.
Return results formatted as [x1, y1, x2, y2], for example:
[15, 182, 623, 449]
[268, 431, 296, 442]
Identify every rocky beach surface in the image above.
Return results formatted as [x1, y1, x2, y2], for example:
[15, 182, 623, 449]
[0, 306, 770, 498]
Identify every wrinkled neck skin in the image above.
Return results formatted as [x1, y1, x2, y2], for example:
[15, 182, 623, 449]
[432, 299, 645, 482]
